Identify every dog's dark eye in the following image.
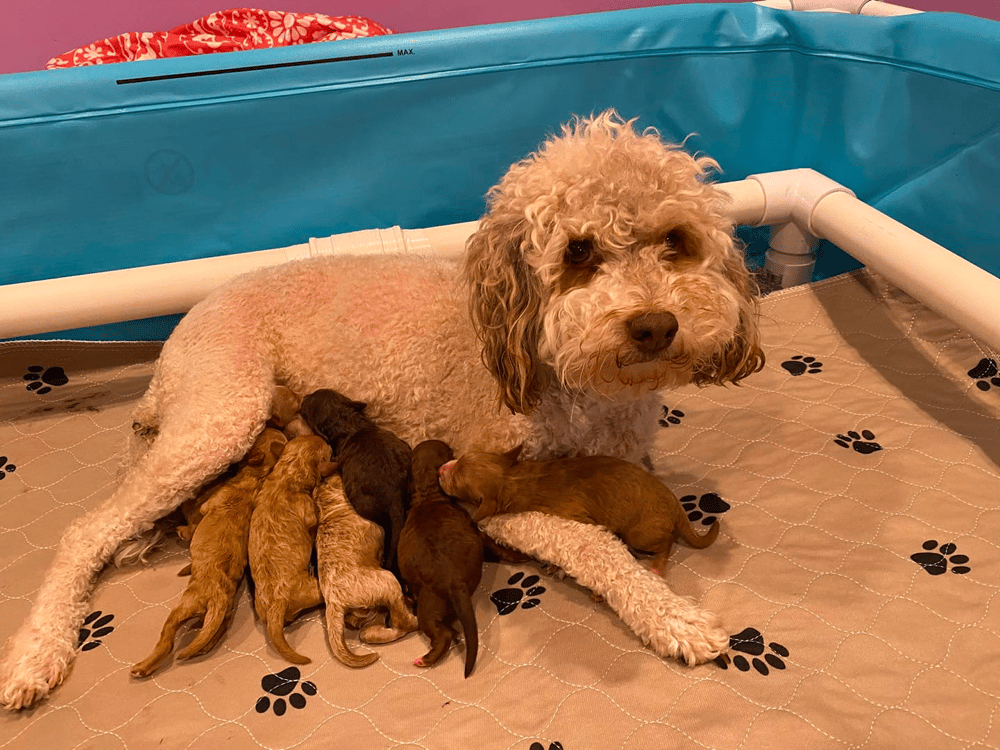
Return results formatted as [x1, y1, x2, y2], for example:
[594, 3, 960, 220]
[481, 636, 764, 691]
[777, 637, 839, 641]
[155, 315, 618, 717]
[566, 239, 594, 265]
[660, 230, 690, 260]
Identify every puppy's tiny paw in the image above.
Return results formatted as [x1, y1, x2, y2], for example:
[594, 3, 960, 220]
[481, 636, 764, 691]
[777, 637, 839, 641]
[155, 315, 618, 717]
[540, 562, 565, 578]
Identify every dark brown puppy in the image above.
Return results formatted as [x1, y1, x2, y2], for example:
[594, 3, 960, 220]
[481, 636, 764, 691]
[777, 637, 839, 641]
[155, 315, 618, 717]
[131, 428, 288, 677]
[397, 440, 483, 677]
[300, 389, 411, 575]
[439, 448, 719, 574]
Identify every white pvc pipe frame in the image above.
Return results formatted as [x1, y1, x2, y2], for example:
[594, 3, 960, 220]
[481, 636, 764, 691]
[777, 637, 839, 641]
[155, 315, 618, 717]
[2, 168, 998, 353]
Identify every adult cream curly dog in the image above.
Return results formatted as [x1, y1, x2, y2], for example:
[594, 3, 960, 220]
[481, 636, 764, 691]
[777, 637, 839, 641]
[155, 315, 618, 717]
[0, 110, 762, 708]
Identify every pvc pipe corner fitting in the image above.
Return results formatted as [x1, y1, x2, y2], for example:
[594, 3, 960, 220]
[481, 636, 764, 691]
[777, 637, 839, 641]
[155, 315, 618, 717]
[746, 169, 855, 237]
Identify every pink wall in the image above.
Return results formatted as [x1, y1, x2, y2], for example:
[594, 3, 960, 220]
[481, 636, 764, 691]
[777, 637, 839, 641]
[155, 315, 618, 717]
[2, 0, 998, 75]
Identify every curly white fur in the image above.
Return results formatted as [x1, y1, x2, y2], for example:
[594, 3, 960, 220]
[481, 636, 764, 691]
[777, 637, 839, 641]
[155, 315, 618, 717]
[480, 513, 728, 665]
[0, 110, 760, 708]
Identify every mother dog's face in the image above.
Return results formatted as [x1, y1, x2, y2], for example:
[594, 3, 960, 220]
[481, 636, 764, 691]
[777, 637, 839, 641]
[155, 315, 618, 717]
[464, 110, 764, 414]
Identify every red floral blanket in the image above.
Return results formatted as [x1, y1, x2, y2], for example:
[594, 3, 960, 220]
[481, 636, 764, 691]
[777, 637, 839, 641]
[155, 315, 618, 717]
[47, 8, 392, 69]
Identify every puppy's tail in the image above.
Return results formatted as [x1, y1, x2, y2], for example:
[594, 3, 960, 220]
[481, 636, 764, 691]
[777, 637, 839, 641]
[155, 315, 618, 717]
[450, 583, 479, 678]
[266, 608, 311, 665]
[676, 514, 720, 550]
[325, 605, 379, 668]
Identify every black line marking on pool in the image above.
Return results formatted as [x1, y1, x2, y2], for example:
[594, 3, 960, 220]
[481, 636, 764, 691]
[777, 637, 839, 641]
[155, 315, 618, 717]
[116, 51, 396, 85]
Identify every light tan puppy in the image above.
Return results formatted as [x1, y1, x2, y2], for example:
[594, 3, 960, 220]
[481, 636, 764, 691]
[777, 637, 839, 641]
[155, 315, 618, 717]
[131, 428, 288, 677]
[314, 474, 418, 668]
[439, 448, 719, 574]
[249, 435, 336, 664]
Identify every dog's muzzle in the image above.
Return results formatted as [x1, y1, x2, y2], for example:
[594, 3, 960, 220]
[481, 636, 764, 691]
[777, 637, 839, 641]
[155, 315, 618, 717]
[626, 311, 679, 355]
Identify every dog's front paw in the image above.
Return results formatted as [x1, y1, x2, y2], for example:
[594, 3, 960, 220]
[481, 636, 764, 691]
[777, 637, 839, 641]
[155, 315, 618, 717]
[662, 607, 729, 666]
[0, 628, 77, 710]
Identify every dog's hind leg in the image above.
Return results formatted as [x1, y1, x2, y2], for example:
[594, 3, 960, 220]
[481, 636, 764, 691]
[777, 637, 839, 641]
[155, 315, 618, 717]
[413, 592, 454, 669]
[356, 571, 417, 644]
[130, 591, 208, 678]
[176, 591, 238, 660]
[0, 381, 272, 709]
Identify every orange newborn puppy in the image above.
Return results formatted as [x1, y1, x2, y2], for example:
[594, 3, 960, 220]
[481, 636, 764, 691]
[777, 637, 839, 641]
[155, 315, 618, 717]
[439, 448, 718, 573]
[249, 435, 337, 664]
[131, 428, 288, 677]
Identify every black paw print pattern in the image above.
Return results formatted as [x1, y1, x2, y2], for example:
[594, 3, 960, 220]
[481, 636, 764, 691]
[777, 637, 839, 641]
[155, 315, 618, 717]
[491, 571, 546, 615]
[0, 455, 15, 481]
[530, 743, 564, 750]
[834, 429, 883, 455]
[781, 355, 823, 376]
[680, 492, 731, 527]
[23, 365, 69, 395]
[968, 358, 1000, 392]
[658, 406, 685, 427]
[255, 666, 317, 716]
[911, 540, 971, 576]
[77, 611, 115, 651]
[715, 627, 788, 675]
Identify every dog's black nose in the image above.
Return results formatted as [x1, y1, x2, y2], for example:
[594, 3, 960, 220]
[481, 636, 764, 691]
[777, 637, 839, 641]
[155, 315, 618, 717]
[626, 311, 679, 354]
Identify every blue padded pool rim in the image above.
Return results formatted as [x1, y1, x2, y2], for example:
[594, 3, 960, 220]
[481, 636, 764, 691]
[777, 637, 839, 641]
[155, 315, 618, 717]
[2, 3, 998, 340]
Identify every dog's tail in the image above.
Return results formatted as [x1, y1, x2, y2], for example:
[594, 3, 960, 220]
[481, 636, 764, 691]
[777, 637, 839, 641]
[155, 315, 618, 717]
[177, 597, 234, 660]
[450, 582, 479, 678]
[676, 514, 720, 550]
[325, 605, 379, 668]
[265, 606, 312, 665]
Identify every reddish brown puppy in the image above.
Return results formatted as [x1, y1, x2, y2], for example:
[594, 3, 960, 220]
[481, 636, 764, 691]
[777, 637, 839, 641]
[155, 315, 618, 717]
[439, 448, 718, 574]
[397, 440, 485, 677]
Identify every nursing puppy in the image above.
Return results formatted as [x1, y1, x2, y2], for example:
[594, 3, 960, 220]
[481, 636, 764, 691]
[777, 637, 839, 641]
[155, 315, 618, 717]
[397, 441, 483, 677]
[300, 389, 411, 575]
[248, 435, 336, 664]
[314, 474, 418, 668]
[440, 449, 719, 573]
[131, 428, 287, 677]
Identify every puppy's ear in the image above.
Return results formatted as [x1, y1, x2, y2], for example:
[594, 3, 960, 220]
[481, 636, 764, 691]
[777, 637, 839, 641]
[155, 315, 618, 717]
[503, 445, 523, 463]
[269, 386, 302, 427]
[270, 442, 285, 460]
[693, 234, 766, 385]
[471, 494, 501, 522]
[464, 211, 550, 415]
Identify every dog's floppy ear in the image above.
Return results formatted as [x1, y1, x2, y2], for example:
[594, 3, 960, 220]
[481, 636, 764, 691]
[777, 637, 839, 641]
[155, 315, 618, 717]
[471, 494, 503, 522]
[464, 211, 550, 415]
[502, 445, 523, 463]
[693, 233, 766, 385]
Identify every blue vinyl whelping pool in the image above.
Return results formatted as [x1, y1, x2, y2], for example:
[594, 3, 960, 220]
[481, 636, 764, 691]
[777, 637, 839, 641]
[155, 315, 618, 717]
[1, 3, 999, 339]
